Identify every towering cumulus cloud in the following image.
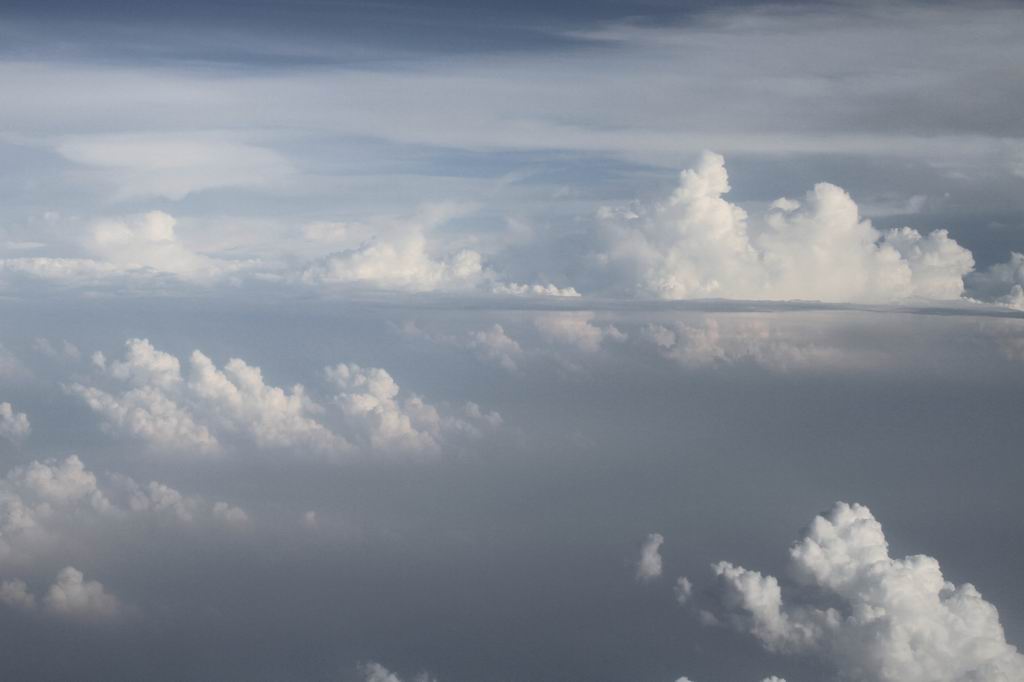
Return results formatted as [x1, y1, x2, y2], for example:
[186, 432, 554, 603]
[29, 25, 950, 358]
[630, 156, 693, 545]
[597, 153, 975, 303]
[698, 502, 1024, 682]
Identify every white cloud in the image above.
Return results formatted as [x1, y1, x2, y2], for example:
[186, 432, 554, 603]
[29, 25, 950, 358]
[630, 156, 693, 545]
[301, 204, 486, 292]
[402, 322, 526, 372]
[490, 282, 580, 297]
[596, 152, 975, 303]
[85, 211, 253, 281]
[674, 576, 693, 605]
[55, 132, 294, 201]
[0, 402, 30, 442]
[466, 324, 524, 371]
[0, 453, 248, 593]
[42, 566, 122, 620]
[968, 252, 1024, 310]
[676, 678, 784, 682]
[8, 455, 110, 511]
[636, 532, 664, 581]
[0, 579, 36, 611]
[32, 338, 80, 360]
[0, 211, 257, 287]
[698, 502, 1024, 682]
[639, 318, 867, 371]
[362, 662, 436, 682]
[68, 338, 342, 456]
[326, 363, 498, 454]
[187, 349, 345, 453]
[300, 203, 578, 296]
[0, 345, 27, 381]
[70, 338, 495, 458]
[534, 312, 627, 353]
[68, 382, 221, 455]
[212, 501, 249, 525]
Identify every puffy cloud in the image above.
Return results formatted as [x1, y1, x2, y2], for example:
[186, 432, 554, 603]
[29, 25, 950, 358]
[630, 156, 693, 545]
[636, 532, 664, 581]
[68, 338, 343, 456]
[326, 363, 498, 454]
[534, 312, 627, 353]
[402, 322, 526, 372]
[0, 211, 256, 288]
[7, 455, 110, 511]
[212, 501, 249, 525]
[85, 211, 252, 281]
[676, 678, 784, 682]
[674, 576, 693, 605]
[187, 350, 345, 453]
[968, 252, 1024, 310]
[301, 204, 486, 292]
[0, 402, 30, 442]
[0, 579, 35, 611]
[70, 338, 494, 457]
[42, 566, 122, 620]
[490, 282, 580, 297]
[364, 663, 404, 682]
[639, 318, 864, 371]
[68, 382, 221, 455]
[0, 345, 27, 381]
[362, 662, 436, 682]
[697, 502, 1024, 682]
[466, 324, 524, 371]
[32, 338, 80, 360]
[596, 152, 975, 303]
[303, 235, 485, 292]
[300, 203, 578, 296]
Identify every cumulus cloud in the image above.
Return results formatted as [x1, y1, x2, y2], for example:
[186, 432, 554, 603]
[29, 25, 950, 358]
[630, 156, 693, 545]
[968, 252, 1024, 310]
[465, 324, 524, 371]
[0, 454, 247, 564]
[596, 152, 975, 303]
[362, 662, 436, 682]
[32, 337, 80, 360]
[0, 211, 256, 288]
[676, 678, 784, 682]
[402, 322, 526, 372]
[300, 203, 485, 292]
[42, 566, 123, 619]
[639, 318, 868, 371]
[301, 203, 579, 296]
[534, 312, 627, 353]
[0, 452, 247, 622]
[636, 532, 664, 581]
[490, 281, 580, 297]
[0, 579, 36, 611]
[85, 211, 253, 281]
[68, 338, 342, 456]
[0, 402, 30, 442]
[326, 363, 499, 454]
[674, 576, 693, 604]
[69, 338, 495, 458]
[696, 502, 1024, 682]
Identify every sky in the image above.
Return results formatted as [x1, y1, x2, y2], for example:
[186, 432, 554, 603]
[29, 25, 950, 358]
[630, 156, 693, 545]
[1, 1, 1023, 681]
